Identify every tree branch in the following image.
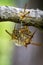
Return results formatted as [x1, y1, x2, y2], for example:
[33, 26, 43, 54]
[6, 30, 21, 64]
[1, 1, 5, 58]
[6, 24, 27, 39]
[0, 6, 43, 30]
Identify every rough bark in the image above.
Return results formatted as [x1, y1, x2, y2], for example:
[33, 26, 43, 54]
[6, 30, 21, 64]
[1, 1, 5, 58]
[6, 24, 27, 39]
[0, 6, 43, 30]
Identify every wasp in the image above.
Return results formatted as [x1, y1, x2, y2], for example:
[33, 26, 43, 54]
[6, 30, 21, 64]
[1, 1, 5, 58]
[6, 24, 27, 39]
[19, 3, 31, 20]
[5, 28, 43, 47]
[5, 28, 36, 47]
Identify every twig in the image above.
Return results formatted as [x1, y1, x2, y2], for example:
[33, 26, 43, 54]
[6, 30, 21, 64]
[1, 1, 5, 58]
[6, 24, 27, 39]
[0, 6, 43, 30]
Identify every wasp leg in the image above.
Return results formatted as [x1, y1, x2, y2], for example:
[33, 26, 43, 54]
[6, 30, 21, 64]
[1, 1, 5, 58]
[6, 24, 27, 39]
[31, 43, 43, 46]
[5, 30, 12, 37]
[5, 30, 18, 39]
[30, 30, 37, 40]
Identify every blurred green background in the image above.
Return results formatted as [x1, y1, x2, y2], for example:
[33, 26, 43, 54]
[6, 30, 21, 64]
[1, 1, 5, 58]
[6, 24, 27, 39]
[0, 0, 28, 65]
[0, 0, 15, 65]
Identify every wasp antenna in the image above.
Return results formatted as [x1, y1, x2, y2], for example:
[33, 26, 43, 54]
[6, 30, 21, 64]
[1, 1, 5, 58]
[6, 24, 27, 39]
[31, 42, 43, 46]
[24, 2, 29, 12]
[24, 3, 27, 12]
[5, 30, 12, 37]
